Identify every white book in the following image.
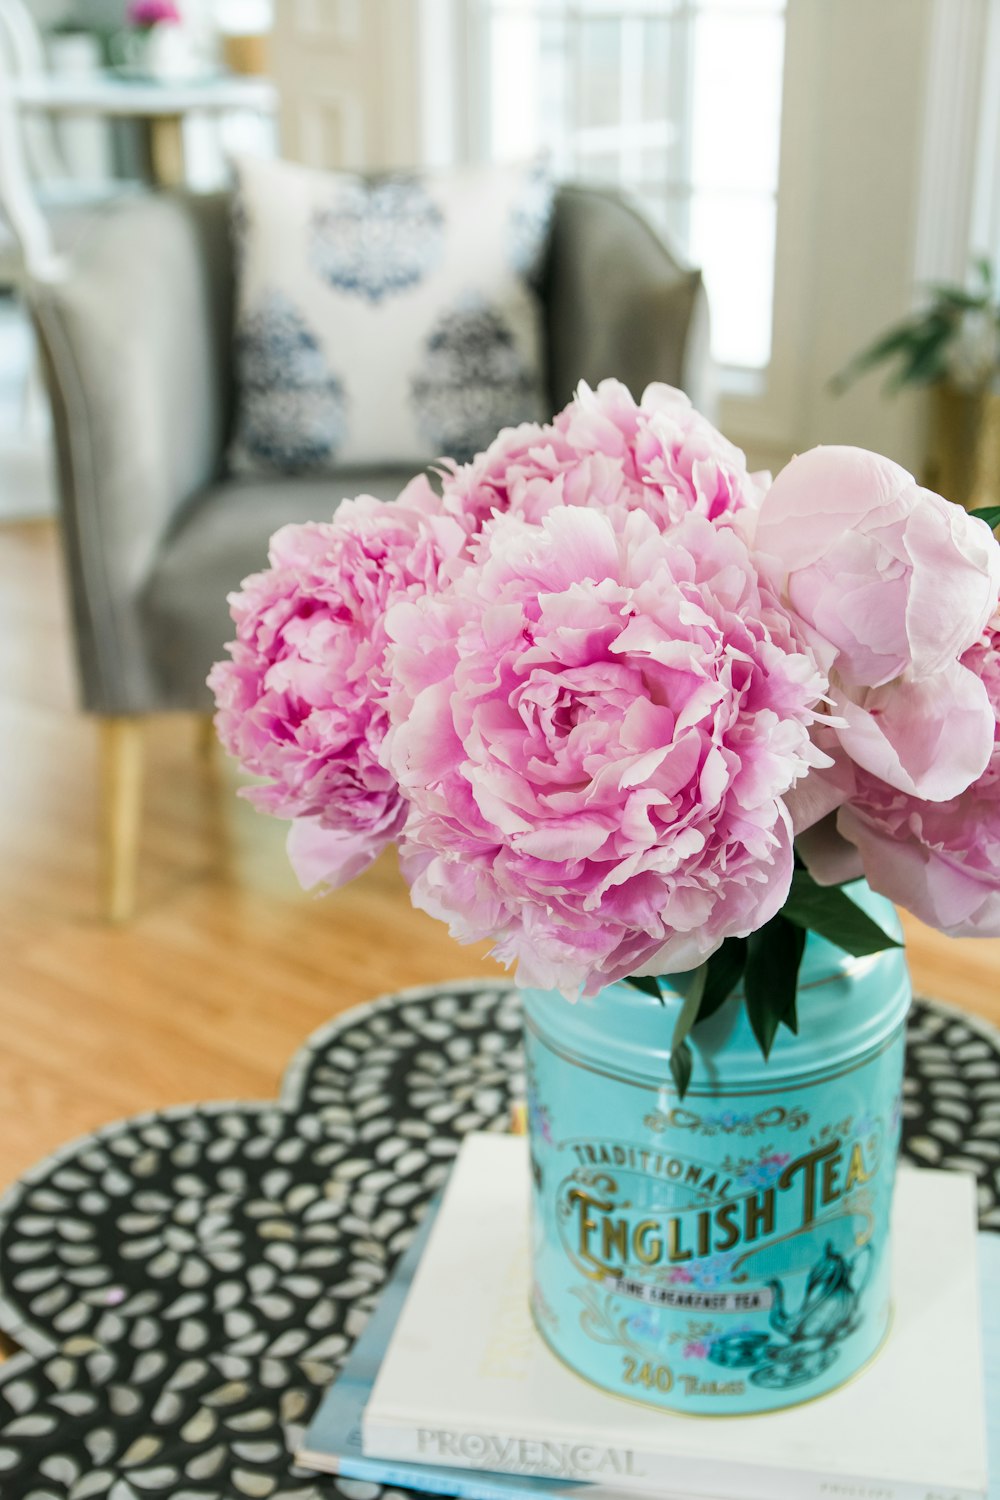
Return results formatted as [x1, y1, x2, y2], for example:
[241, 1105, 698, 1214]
[363, 1133, 989, 1500]
[299, 1206, 733, 1500]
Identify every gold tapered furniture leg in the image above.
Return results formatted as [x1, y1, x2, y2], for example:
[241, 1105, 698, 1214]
[100, 716, 144, 923]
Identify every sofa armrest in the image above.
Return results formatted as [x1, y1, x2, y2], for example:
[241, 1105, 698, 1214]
[544, 184, 716, 420]
[31, 190, 234, 712]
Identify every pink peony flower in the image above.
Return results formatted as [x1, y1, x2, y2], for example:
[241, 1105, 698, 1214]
[383, 505, 829, 997]
[208, 487, 466, 888]
[439, 379, 765, 538]
[754, 446, 1000, 804]
[818, 621, 1000, 934]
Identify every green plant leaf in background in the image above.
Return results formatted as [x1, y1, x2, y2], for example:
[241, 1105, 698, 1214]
[830, 254, 999, 397]
[970, 506, 1000, 529]
[829, 313, 954, 395]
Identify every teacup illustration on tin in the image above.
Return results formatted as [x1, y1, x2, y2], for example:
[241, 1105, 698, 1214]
[709, 1241, 873, 1389]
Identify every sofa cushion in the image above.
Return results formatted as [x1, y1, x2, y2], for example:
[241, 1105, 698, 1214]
[139, 468, 419, 709]
[228, 156, 553, 476]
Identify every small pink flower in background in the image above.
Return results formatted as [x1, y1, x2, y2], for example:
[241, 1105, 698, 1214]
[208, 489, 466, 890]
[126, 0, 181, 26]
[754, 446, 1000, 805]
[384, 503, 829, 996]
[824, 620, 1000, 935]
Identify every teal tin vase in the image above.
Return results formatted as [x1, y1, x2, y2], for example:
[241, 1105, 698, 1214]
[522, 883, 910, 1416]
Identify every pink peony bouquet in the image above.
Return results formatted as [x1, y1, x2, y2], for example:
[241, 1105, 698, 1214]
[210, 381, 1000, 1088]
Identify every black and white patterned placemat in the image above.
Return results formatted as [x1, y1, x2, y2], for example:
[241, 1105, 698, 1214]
[0, 982, 996, 1500]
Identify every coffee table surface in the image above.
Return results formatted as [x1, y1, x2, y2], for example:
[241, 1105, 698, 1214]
[0, 981, 996, 1498]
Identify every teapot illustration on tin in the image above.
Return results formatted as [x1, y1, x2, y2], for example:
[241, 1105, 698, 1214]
[709, 1241, 874, 1389]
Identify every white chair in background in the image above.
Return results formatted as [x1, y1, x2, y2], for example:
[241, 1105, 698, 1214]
[0, 0, 65, 186]
[0, 0, 149, 455]
[0, 0, 144, 287]
[0, 69, 57, 281]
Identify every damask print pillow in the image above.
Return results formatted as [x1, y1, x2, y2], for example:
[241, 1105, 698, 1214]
[228, 156, 554, 474]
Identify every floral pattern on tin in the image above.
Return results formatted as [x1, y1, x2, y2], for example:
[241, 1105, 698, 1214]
[644, 1104, 809, 1138]
[718, 1149, 792, 1191]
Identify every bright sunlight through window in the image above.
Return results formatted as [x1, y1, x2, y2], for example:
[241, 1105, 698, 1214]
[477, 0, 787, 372]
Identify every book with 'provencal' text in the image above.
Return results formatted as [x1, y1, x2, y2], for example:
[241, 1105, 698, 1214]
[362, 1133, 988, 1500]
[298, 1202, 730, 1500]
[298, 1190, 1000, 1500]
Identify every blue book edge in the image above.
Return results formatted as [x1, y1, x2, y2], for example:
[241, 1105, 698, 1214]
[298, 1199, 591, 1500]
[298, 1205, 1000, 1500]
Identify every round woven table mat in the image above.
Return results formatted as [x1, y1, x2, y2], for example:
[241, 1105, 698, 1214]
[0, 983, 996, 1498]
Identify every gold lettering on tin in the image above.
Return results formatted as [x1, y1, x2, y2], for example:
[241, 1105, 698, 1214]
[845, 1140, 874, 1190]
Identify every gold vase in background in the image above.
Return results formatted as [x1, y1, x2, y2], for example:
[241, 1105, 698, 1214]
[927, 383, 1000, 512]
[222, 31, 270, 76]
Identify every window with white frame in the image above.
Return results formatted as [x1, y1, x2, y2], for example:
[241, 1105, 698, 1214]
[470, 0, 787, 374]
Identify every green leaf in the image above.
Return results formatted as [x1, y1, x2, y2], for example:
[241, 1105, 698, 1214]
[831, 306, 959, 396]
[668, 965, 706, 1101]
[624, 975, 663, 1002]
[970, 506, 1000, 529]
[925, 284, 991, 312]
[889, 330, 951, 390]
[670, 966, 709, 1006]
[744, 916, 806, 1060]
[670, 1039, 693, 1098]
[698, 937, 748, 1022]
[829, 322, 930, 393]
[669, 965, 707, 1066]
[781, 869, 902, 956]
[973, 254, 995, 293]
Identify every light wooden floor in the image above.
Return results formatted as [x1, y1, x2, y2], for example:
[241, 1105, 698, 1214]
[2, 520, 998, 1191]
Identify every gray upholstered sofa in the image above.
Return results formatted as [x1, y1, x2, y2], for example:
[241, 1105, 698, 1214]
[29, 183, 712, 918]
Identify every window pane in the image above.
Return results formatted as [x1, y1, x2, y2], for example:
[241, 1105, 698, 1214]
[480, 0, 786, 370]
[689, 192, 776, 368]
[578, 20, 622, 130]
[574, 148, 625, 184]
[696, 0, 785, 10]
[691, 13, 785, 193]
[489, 14, 544, 158]
[639, 190, 690, 250]
[641, 17, 679, 122]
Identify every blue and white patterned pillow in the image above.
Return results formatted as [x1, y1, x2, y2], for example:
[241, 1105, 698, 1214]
[229, 157, 554, 474]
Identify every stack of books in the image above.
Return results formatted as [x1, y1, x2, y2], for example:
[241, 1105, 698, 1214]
[299, 1133, 1000, 1500]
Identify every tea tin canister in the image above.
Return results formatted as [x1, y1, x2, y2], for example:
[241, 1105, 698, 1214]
[522, 883, 910, 1416]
